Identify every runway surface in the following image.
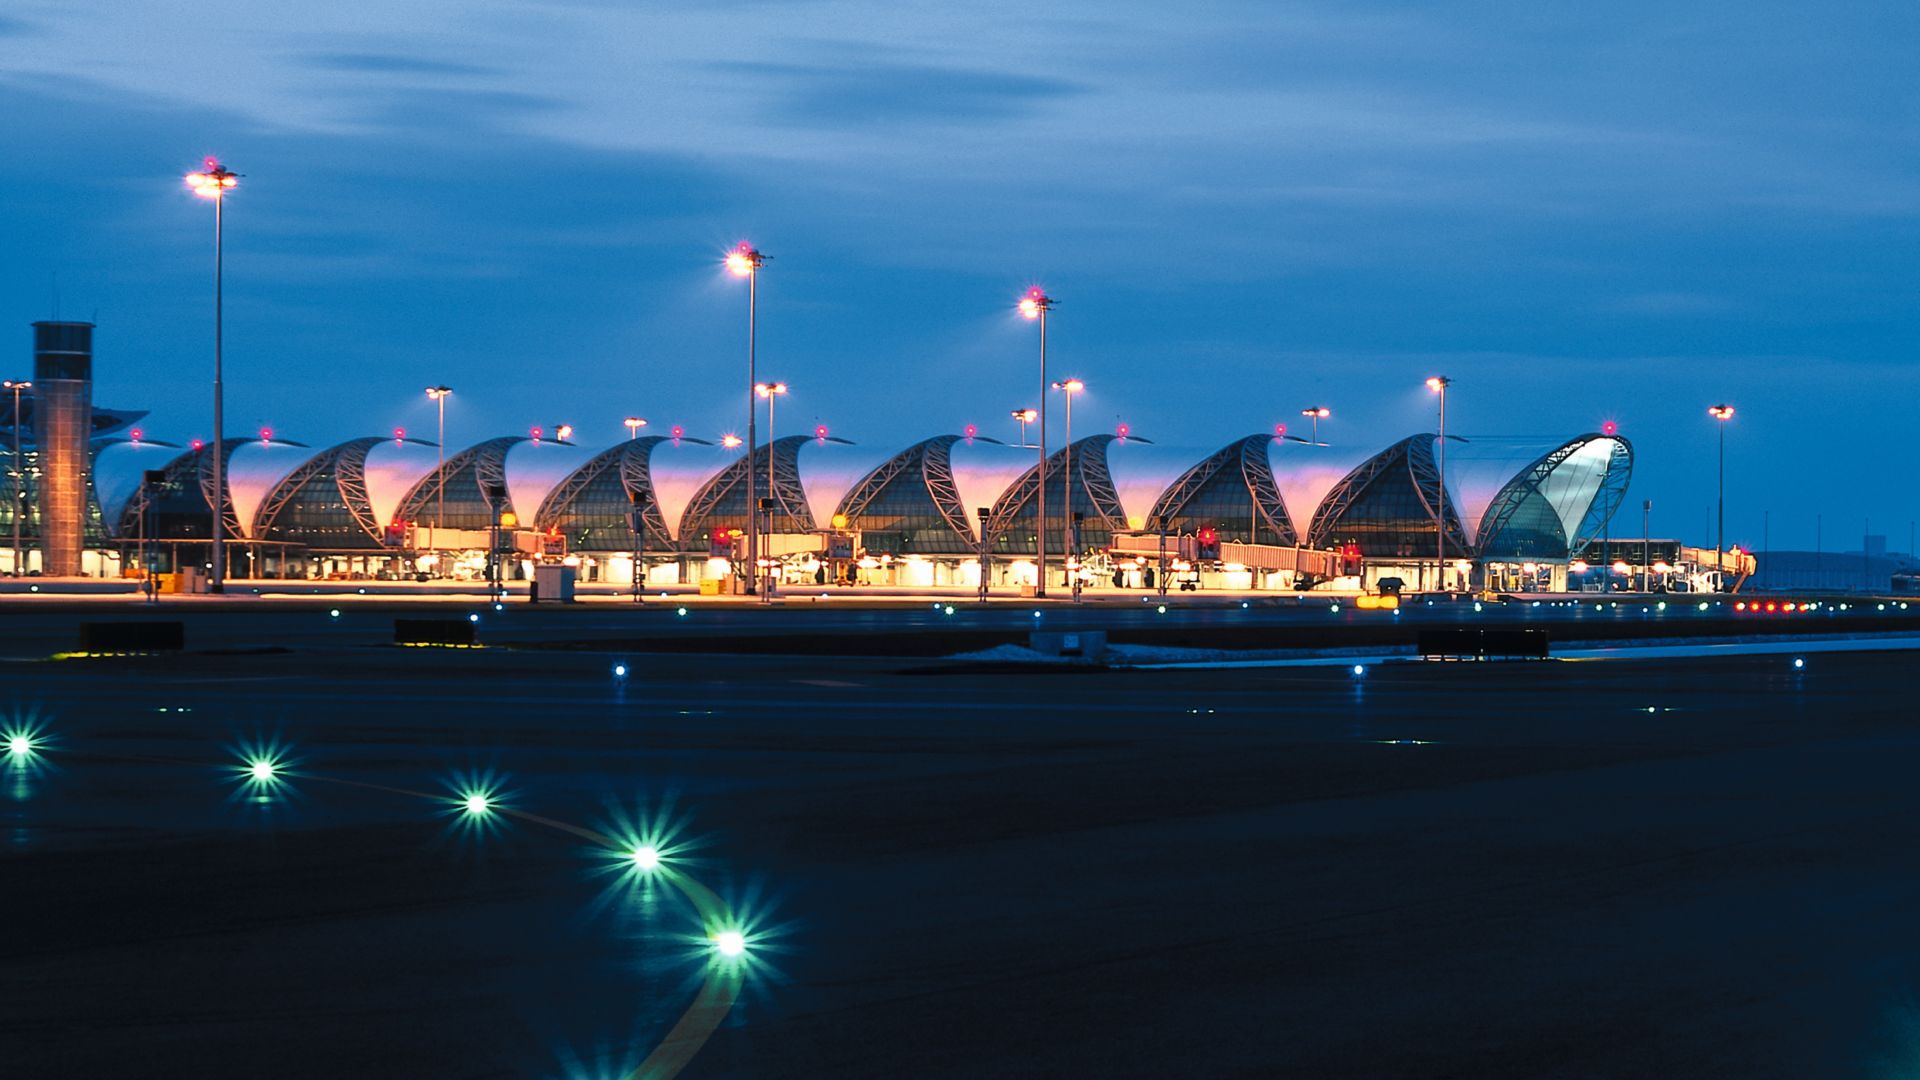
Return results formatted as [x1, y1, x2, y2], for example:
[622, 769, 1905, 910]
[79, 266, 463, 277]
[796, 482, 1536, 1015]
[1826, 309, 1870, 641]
[6, 644, 1920, 1076]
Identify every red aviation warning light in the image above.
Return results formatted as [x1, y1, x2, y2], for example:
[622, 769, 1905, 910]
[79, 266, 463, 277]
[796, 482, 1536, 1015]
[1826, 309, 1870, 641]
[1340, 543, 1364, 575]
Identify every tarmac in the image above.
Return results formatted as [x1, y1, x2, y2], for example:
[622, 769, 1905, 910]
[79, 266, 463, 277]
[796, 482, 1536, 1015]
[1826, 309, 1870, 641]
[7, 634, 1920, 1076]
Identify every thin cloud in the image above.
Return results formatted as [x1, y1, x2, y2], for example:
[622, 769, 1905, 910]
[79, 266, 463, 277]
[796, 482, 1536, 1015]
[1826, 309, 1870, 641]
[302, 52, 501, 78]
[712, 58, 1085, 127]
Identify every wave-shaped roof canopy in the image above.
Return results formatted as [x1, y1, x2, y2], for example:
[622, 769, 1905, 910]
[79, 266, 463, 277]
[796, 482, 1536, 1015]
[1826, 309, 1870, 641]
[85, 429, 1632, 560]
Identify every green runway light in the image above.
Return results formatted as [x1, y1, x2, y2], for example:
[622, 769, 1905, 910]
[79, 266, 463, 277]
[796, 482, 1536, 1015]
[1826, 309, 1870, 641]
[226, 738, 296, 803]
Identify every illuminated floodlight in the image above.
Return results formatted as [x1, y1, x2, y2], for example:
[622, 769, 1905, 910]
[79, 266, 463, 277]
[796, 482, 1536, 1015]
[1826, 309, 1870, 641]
[714, 930, 747, 957]
[1792, 657, 1805, 670]
[464, 792, 493, 815]
[329, 608, 340, 618]
[725, 241, 763, 278]
[468, 613, 480, 623]
[630, 845, 661, 871]
[1351, 664, 1367, 677]
[721, 433, 743, 449]
[613, 663, 628, 678]
[185, 159, 238, 199]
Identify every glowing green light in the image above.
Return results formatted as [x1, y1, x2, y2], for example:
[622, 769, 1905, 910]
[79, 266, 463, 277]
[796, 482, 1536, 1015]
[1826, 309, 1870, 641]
[464, 793, 492, 815]
[714, 930, 747, 957]
[6, 734, 31, 758]
[631, 845, 661, 871]
[249, 759, 276, 781]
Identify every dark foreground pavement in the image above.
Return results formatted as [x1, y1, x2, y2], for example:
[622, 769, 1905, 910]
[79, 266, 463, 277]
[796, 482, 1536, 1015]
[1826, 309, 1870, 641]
[5, 645, 1920, 1077]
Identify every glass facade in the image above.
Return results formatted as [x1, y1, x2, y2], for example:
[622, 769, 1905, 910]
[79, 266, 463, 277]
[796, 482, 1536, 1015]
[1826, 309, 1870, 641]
[1477, 437, 1631, 561]
[843, 452, 973, 555]
[255, 446, 380, 551]
[1476, 490, 1567, 561]
[1157, 453, 1292, 546]
[542, 441, 666, 553]
[0, 445, 106, 543]
[395, 437, 518, 531]
[992, 441, 1121, 557]
[1314, 438, 1466, 559]
[137, 445, 224, 541]
[677, 437, 813, 553]
[44, 426, 1631, 576]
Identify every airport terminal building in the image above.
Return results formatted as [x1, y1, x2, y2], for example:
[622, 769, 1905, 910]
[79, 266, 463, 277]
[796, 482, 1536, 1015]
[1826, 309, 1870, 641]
[3, 320, 1641, 592]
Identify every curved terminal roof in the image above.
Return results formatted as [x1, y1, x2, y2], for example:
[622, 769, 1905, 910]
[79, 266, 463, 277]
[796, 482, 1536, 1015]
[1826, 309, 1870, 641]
[948, 438, 1040, 539]
[1266, 438, 1376, 539]
[92, 440, 187, 530]
[363, 439, 444, 529]
[646, 439, 743, 540]
[227, 440, 314, 538]
[81, 428, 1634, 560]
[502, 439, 598, 525]
[1440, 437, 1567, 546]
[1105, 440, 1203, 531]
[1531, 436, 1628, 548]
[796, 438, 895, 530]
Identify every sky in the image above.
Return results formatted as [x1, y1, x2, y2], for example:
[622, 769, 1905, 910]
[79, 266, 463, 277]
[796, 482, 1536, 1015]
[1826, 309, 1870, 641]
[0, 0, 1914, 551]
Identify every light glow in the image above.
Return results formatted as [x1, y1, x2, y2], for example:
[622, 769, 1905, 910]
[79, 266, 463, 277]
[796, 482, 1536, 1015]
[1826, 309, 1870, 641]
[714, 930, 747, 957]
[185, 159, 238, 199]
[726, 242, 763, 277]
